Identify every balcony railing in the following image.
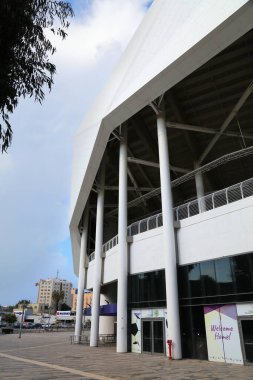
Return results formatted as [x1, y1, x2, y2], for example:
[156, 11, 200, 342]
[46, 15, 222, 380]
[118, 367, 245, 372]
[88, 177, 253, 261]
[174, 177, 253, 220]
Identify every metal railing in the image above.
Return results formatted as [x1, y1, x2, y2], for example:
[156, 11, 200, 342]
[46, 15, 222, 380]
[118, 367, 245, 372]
[174, 177, 253, 221]
[103, 235, 118, 254]
[88, 177, 253, 261]
[127, 213, 163, 237]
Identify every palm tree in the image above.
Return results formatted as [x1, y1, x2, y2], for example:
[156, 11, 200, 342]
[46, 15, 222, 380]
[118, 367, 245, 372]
[52, 290, 65, 313]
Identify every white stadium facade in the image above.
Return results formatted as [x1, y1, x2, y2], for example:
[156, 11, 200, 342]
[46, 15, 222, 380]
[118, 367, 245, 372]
[70, 0, 253, 364]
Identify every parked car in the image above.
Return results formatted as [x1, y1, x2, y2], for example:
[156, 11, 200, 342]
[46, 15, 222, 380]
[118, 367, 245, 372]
[33, 323, 42, 329]
[22, 322, 34, 329]
[42, 323, 52, 328]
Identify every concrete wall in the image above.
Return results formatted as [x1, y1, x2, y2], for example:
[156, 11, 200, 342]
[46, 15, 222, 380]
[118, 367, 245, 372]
[86, 196, 253, 289]
[130, 228, 164, 274]
[177, 196, 253, 265]
[103, 246, 118, 285]
[86, 260, 95, 290]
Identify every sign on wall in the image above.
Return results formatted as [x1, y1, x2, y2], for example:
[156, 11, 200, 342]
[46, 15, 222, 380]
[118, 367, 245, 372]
[236, 303, 253, 316]
[204, 305, 243, 365]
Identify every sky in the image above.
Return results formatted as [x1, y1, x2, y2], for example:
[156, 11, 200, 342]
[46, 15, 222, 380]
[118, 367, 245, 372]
[0, 0, 152, 306]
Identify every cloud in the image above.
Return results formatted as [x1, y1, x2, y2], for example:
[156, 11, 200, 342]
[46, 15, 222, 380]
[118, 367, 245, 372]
[0, 0, 150, 305]
[53, 0, 149, 68]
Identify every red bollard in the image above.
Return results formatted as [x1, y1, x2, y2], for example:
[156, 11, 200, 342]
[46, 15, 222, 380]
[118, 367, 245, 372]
[167, 339, 173, 360]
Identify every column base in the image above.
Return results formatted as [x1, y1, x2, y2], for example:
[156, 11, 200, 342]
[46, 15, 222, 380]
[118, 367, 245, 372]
[72, 335, 81, 344]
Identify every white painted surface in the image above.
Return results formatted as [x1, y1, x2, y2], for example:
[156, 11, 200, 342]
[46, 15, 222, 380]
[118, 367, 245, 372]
[99, 316, 115, 335]
[90, 167, 105, 347]
[103, 247, 118, 284]
[99, 294, 116, 335]
[74, 209, 89, 341]
[130, 228, 164, 274]
[86, 196, 253, 289]
[86, 260, 95, 290]
[157, 109, 182, 359]
[117, 128, 128, 353]
[70, 0, 253, 275]
[177, 196, 253, 265]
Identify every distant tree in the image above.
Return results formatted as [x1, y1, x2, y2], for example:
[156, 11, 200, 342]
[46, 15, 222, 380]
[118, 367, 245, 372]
[4, 313, 17, 324]
[61, 303, 71, 311]
[1, 305, 15, 312]
[52, 290, 65, 313]
[15, 299, 30, 308]
[0, 0, 73, 152]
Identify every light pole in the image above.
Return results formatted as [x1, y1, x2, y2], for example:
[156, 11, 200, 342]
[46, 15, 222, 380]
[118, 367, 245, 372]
[18, 304, 25, 339]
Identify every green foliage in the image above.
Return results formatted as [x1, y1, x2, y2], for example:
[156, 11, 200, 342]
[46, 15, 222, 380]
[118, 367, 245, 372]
[52, 290, 65, 312]
[0, 0, 73, 152]
[4, 313, 17, 324]
[15, 299, 30, 308]
[0, 305, 15, 312]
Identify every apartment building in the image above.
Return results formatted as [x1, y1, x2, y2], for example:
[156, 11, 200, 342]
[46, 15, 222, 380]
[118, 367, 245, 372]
[37, 278, 72, 309]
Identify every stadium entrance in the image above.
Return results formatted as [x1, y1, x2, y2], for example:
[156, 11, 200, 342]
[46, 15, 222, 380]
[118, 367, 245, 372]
[142, 318, 165, 355]
[239, 318, 253, 364]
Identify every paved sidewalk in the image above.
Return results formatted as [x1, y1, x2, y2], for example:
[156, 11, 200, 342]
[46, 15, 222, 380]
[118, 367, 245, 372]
[0, 332, 253, 379]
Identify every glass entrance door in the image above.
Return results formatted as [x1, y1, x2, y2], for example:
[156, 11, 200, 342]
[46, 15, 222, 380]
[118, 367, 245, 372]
[142, 319, 165, 354]
[240, 319, 253, 364]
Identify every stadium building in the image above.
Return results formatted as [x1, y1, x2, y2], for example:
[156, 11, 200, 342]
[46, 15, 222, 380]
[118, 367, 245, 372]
[70, 0, 253, 364]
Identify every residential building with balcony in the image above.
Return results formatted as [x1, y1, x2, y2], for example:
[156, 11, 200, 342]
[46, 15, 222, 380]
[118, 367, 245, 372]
[36, 278, 72, 310]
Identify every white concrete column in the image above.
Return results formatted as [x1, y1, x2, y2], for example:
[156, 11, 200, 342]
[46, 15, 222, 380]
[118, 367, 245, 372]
[194, 161, 206, 212]
[117, 126, 128, 353]
[90, 162, 105, 347]
[157, 109, 182, 359]
[74, 206, 89, 343]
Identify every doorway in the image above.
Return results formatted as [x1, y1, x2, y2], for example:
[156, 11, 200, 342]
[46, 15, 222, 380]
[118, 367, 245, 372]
[239, 318, 253, 364]
[142, 318, 165, 354]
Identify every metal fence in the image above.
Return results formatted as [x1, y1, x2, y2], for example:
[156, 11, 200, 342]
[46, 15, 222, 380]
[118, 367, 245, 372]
[88, 177, 253, 261]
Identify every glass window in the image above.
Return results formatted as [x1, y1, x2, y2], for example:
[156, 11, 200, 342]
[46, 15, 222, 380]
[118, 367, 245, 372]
[231, 254, 253, 293]
[188, 264, 202, 298]
[215, 257, 234, 294]
[128, 270, 166, 307]
[178, 253, 253, 304]
[178, 266, 189, 299]
[200, 261, 216, 296]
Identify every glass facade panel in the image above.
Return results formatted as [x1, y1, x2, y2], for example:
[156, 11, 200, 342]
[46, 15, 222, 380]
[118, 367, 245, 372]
[128, 270, 166, 308]
[241, 319, 253, 363]
[178, 253, 253, 306]
[128, 254, 253, 359]
[189, 263, 201, 297]
[180, 306, 208, 360]
[178, 266, 189, 299]
[232, 255, 253, 293]
[215, 257, 234, 295]
[153, 321, 164, 354]
[200, 261, 216, 296]
[142, 321, 152, 352]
